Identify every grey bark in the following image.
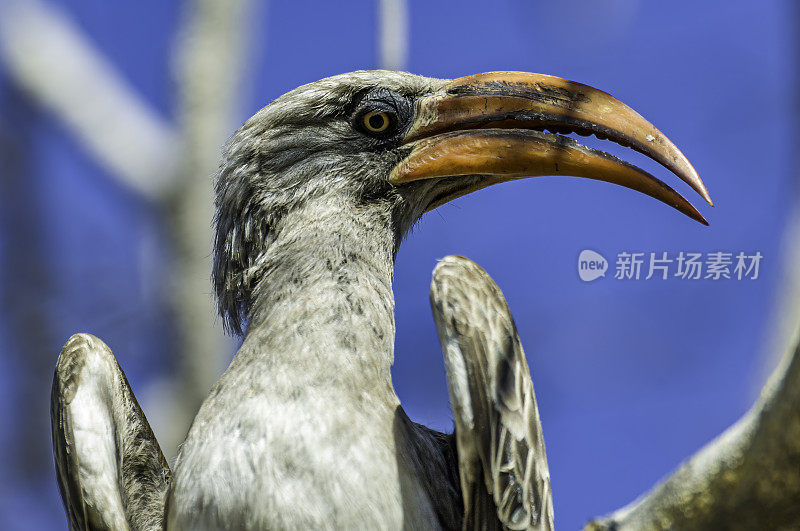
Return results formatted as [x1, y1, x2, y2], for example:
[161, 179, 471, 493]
[588, 327, 800, 530]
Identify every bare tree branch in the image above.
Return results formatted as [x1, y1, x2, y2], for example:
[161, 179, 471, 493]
[0, 84, 60, 488]
[0, 0, 257, 459]
[587, 325, 800, 530]
[0, 0, 179, 199]
[377, 0, 408, 71]
[154, 0, 255, 457]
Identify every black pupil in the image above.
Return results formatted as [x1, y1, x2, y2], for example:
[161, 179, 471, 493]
[369, 113, 386, 130]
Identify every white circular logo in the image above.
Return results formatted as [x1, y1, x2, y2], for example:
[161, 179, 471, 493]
[578, 250, 607, 282]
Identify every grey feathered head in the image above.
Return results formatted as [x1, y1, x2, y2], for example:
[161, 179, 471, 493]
[213, 71, 445, 334]
[212, 70, 709, 335]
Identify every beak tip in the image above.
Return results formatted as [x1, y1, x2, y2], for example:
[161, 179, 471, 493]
[692, 209, 710, 226]
[685, 165, 712, 207]
[699, 188, 713, 207]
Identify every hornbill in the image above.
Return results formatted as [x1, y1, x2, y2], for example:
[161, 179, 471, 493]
[51, 70, 709, 530]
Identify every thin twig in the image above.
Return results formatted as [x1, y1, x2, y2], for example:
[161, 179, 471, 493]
[377, 0, 408, 71]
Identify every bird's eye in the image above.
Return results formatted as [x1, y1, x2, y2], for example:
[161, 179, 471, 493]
[353, 89, 410, 138]
[362, 111, 392, 133]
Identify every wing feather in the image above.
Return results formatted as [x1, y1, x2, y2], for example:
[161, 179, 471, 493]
[430, 256, 553, 531]
[51, 333, 170, 530]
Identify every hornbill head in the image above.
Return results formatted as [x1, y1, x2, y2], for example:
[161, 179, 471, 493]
[214, 70, 710, 334]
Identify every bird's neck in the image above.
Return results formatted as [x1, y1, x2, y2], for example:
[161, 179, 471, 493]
[236, 198, 398, 393]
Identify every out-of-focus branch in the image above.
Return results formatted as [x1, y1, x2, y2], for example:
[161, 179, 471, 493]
[759, 0, 800, 399]
[0, 0, 257, 459]
[587, 326, 800, 530]
[762, 212, 800, 387]
[0, 84, 60, 486]
[155, 0, 254, 457]
[0, 0, 179, 199]
[377, 0, 408, 71]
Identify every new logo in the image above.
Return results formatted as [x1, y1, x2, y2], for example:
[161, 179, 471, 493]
[578, 250, 608, 282]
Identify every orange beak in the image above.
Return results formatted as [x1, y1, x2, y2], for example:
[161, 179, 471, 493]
[389, 72, 710, 224]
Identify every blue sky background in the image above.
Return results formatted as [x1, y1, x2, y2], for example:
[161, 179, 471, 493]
[0, 1, 794, 529]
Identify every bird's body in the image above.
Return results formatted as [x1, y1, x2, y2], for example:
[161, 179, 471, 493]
[50, 70, 708, 530]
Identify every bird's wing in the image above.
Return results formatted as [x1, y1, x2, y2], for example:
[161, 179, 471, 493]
[429, 256, 553, 531]
[51, 333, 171, 531]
